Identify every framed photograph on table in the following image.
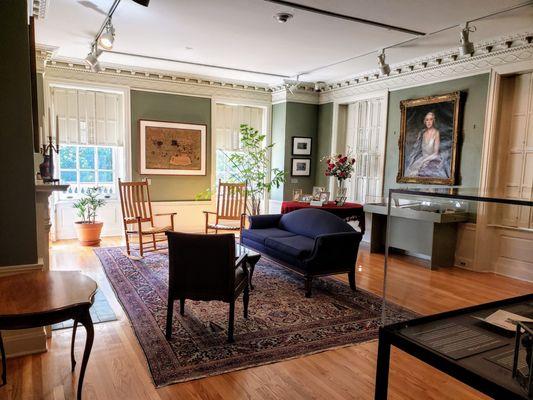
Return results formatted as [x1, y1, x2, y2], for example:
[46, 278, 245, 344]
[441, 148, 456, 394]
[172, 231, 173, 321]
[139, 119, 206, 175]
[291, 158, 311, 177]
[292, 137, 312, 156]
[318, 192, 330, 203]
[397, 91, 462, 185]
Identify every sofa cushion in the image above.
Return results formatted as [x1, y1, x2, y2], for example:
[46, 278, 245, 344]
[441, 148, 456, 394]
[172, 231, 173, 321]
[265, 235, 315, 260]
[241, 227, 295, 245]
[279, 208, 355, 239]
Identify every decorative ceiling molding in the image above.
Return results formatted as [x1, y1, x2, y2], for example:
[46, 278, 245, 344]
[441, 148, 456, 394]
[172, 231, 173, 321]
[31, 0, 49, 19]
[271, 88, 319, 105]
[36, 45, 276, 98]
[42, 60, 272, 103]
[319, 31, 533, 104]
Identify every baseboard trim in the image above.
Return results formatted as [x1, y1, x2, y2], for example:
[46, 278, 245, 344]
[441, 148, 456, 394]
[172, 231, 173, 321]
[0, 259, 44, 277]
[1, 328, 47, 358]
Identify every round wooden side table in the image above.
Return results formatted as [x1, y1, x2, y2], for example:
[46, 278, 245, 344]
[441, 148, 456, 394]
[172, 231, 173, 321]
[0, 271, 97, 400]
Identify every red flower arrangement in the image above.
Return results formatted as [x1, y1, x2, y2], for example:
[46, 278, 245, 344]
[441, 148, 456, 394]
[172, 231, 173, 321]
[321, 152, 356, 181]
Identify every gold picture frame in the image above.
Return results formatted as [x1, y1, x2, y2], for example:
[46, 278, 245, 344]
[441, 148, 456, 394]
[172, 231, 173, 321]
[397, 91, 462, 185]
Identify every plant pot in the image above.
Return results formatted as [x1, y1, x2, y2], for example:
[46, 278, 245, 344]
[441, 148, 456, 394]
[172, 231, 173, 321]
[75, 221, 104, 246]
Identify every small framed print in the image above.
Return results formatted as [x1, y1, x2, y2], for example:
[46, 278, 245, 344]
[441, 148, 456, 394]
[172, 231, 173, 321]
[319, 192, 330, 203]
[292, 136, 312, 156]
[335, 196, 347, 206]
[291, 158, 311, 177]
[312, 186, 325, 200]
[292, 189, 303, 201]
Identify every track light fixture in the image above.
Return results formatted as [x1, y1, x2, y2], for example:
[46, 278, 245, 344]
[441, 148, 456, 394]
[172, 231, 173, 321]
[459, 22, 476, 56]
[85, 43, 102, 72]
[98, 19, 115, 50]
[377, 49, 390, 76]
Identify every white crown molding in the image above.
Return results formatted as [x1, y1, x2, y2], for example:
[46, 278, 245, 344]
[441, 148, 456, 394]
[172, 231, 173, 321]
[271, 88, 319, 105]
[319, 32, 533, 104]
[38, 50, 273, 103]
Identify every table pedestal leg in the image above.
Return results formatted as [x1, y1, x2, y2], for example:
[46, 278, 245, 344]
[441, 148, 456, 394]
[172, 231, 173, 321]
[77, 310, 94, 400]
[248, 261, 256, 290]
[71, 318, 78, 371]
[0, 331, 6, 386]
[374, 327, 391, 400]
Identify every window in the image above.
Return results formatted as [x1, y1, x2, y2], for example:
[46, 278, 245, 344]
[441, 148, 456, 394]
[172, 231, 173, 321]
[51, 86, 125, 199]
[214, 103, 264, 184]
[59, 145, 118, 198]
[345, 97, 387, 203]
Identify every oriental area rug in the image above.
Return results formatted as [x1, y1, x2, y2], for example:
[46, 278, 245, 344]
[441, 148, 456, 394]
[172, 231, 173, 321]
[94, 246, 412, 387]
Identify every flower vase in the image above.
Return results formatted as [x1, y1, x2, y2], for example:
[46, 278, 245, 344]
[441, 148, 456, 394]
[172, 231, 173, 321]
[336, 179, 347, 199]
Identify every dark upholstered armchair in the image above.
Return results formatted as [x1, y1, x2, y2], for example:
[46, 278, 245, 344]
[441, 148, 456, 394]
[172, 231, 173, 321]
[165, 231, 249, 342]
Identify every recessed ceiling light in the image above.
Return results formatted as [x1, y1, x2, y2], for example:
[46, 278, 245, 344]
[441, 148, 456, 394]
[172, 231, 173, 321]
[274, 12, 293, 23]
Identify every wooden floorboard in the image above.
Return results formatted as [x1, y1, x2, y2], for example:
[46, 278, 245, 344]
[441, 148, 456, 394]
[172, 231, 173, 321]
[1, 236, 532, 399]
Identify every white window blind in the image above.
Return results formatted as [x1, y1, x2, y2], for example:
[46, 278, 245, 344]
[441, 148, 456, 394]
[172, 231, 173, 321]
[345, 98, 386, 204]
[214, 104, 264, 151]
[52, 87, 123, 146]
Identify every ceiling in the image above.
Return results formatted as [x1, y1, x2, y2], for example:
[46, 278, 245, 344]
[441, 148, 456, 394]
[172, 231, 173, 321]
[36, 0, 533, 86]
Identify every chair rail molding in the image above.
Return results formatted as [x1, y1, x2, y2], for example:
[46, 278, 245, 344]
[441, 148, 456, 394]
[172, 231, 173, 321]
[318, 32, 533, 104]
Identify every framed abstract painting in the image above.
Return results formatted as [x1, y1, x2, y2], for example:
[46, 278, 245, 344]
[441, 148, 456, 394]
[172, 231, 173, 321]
[397, 91, 462, 185]
[139, 120, 206, 176]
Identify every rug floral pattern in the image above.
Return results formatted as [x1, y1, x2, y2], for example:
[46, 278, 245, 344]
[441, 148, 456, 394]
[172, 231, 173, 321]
[94, 247, 413, 387]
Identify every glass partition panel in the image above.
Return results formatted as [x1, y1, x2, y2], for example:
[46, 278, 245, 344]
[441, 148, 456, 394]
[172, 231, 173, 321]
[379, 187, 533, 325]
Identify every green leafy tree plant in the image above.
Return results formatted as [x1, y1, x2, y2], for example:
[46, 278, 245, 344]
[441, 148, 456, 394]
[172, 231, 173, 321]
[73, 187, 106, 223]
[223, 124, 285, 215]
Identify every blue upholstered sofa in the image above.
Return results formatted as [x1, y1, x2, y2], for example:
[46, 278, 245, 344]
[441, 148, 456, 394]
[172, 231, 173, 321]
[241, 208, 362, 297]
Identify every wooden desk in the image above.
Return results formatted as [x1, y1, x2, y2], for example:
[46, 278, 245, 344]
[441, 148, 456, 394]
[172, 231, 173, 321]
[0, 271, 97, 400]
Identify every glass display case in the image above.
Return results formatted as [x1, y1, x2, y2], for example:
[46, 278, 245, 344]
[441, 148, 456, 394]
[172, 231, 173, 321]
[375, 187, 533, 400]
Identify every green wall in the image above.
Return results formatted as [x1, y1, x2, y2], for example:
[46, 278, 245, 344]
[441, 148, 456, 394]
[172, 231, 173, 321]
[314, 102, 333, 188]
[130, 90, 212, 201]
[270, 102, 319, 200]
[283, 102, 319, 199]
[0, 0, 38, 266]
[384, 74, 490, 192]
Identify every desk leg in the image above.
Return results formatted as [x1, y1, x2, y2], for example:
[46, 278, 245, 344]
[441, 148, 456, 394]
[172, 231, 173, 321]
[0, 331, 6, 386]
[71, 318, 78, 371]
[374, 327, 391, 400]
[77, 310, 94, 400]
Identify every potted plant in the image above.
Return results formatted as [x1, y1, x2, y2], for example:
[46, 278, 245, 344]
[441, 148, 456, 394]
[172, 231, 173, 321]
[73, 186, 106, 246]
[223, 124, 285, 215]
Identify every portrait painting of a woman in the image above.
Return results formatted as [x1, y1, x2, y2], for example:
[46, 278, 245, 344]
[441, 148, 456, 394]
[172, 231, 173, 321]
[397, 92, 461, 185]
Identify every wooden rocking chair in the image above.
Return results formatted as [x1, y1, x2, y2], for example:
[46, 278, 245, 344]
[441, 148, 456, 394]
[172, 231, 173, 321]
[203, 180, 247, 235]
[118, 179, 176, 257]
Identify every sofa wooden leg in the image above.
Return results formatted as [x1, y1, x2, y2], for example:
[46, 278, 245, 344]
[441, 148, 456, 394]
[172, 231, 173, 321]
[179, 298, 185, 316]
[228, 301, 235, 342]
[243, 285, 249, 319]
[348, 270, 356, 291]
[305, 277, 313, 298]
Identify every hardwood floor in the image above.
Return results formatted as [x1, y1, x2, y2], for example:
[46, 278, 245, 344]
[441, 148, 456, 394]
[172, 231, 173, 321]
[1, 236, 532, 400]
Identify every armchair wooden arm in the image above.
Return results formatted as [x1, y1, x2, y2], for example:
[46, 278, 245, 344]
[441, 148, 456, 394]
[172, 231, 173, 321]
[124, 216, 141, 224]
[154, 212, 176, 230]
[203, 211, 216, 233]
